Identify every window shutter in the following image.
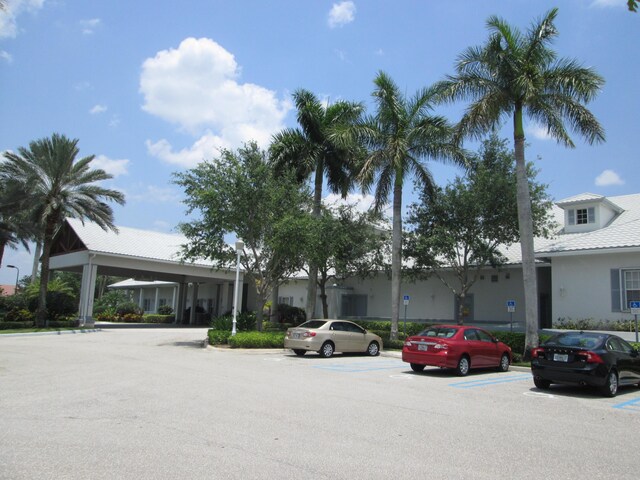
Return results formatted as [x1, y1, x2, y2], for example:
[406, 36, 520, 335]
[568, 210, 575, 225]
[611, 269, 621, 312]
[588, 207, 595, 223]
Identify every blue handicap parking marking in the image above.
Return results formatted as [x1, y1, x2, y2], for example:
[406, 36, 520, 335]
[612, 396, 640, 412]
[449, 374, 531, 389]
[312, 360, 405, 373]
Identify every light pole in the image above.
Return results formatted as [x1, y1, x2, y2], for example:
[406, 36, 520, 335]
[7, 264, 19, 294]
[231, 240, 244, 336]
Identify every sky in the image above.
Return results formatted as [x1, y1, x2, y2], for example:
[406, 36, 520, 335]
[0, 0, 638, 285]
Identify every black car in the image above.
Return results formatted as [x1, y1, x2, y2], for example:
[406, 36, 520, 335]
[531, 331, 640, 397]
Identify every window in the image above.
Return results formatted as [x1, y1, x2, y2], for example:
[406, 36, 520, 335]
[623, 270, 640, 309]
[159, 298, 167, 307]
[341, 294, 367, 317]
[143, 298, 152, 312]
[278, 296, 294, 306]
[568, 207, 595, 225]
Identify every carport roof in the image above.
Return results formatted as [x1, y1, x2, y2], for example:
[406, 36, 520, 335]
[54, 218, 213, 266]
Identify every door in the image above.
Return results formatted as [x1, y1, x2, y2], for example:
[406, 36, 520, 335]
[474, 328, 501, 366]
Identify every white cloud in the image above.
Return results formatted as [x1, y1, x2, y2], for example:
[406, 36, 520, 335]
[526, 124, 553, 141]
[91, 154, 130, 177]
[328, 1, 356, 28]
[126, 184, 181, 203]
[0, 0, 45, 39]
[140, 37, 291, 167]
[152, 220, 171, 231]
[79, 18, 101, 34]
[595, 169, 624, 186]
[0, 50, 12, 63]
[108, 115, 120, 128]
[323, 193, 376, 213]
[90, 104, 107, 115]
[145, 133, 228, 169]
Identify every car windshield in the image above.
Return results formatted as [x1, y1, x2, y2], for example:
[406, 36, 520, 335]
[297, 320, 327, 329]
[418, 327, 458, 338]
[545, 333, 605, 349]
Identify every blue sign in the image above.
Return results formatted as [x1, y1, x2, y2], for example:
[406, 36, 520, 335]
[403, 295, 410, 301]
[630, 301, 640, 309]
[506, 300, 516, 307]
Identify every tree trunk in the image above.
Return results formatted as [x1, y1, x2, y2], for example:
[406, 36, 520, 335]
[457, 292, 465, 325]
[270, 285, 279, 323]
[0, 241, 5, 268]
[36, 224, 56, 327]
[513, 108, 539, 359]
[31, 241, 41, 283]
[305, 165, 324, 320]
[390, 177, 403, 340]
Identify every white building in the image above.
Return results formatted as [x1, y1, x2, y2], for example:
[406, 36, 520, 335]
[48, 193, 640, 328]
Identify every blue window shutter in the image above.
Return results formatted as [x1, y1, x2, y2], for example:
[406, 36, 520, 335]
[611, 269, 621, 312]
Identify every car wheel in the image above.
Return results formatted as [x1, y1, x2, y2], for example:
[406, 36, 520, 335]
[496, 353, 510, 372]
[533, 376, 551, 390]
[410, 363, 425, 372]
[319, 342, 334, 358]
[293, 349, 306, 357]
[455, 355, 470, 376]
[600, 370, 618, 397]
[366, 341, 380, 357]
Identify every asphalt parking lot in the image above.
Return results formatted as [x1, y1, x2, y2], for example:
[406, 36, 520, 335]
[1, 329, 639, 479]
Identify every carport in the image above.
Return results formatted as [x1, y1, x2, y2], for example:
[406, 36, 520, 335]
[48, 218, 246, 326]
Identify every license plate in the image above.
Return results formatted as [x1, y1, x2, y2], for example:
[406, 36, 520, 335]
[292, 333, 300, 339]
[553, 353, 568, 362]
[418, 344, 428, 351]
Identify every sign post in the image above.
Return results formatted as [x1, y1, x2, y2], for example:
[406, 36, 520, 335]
[506, 300, 516, 332]
[630, 301, 640, 342]
[403, 295, 410, 337]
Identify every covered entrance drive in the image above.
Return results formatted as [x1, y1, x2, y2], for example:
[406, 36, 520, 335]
[48, 219, 249, 326]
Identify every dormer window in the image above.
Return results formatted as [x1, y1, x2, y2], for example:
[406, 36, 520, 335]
[568, 207, 595, 226]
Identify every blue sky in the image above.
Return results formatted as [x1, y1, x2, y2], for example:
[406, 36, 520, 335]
[0, 0, 638, 285]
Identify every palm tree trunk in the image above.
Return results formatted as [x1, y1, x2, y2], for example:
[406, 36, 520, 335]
[513, 108, 539, 359]
[390, 177, 403, 340]
[0, 241, 5, 268]
[36, 228, 55, 327]
[305, 166, 323, 320]
[31, 241, 41, 283]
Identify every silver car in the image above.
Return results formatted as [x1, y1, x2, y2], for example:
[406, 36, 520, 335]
[284, 319, 382, 358]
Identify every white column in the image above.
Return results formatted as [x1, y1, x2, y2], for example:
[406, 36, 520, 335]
[78, 262, 98, 326]
[154, 287, 159, 313]
[190, 283, 199, 325]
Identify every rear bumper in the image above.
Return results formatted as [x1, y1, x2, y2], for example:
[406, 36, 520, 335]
[284, 338, 319, 351]
[402, 350, 454, 368]
[531, 362, 608, 387]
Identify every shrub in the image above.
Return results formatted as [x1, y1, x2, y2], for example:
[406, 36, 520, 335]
[227, 331, 285, 349]
[4, 308, 34, 323]
[27, 291, 77, 319]
[116, 302, 143, 317]
[95, 310, 117, 322]
[157, 305, 174, 315]
[0, 321, 34, 330]
[208, 329, 232, 345]
[276, 304, 306, 324]
[48, 318, 80, 328]
[210, 312, 256, 331]
[142, 314, 174, 324]
[121, 313, 143, 323]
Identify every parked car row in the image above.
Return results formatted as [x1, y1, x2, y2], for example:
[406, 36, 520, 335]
[284, 319, 640, 397]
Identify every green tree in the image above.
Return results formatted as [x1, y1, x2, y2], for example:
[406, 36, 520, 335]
[174, 142, 312, 330]
[340, 71, 466, 340]
[0, 177, 38, 267]
[0, 134, 125, 326]
[433, 9, 604, 356]
[270, 89, 363, 320]
[279, 204, 390, 318]
[406, 135, 555, 325]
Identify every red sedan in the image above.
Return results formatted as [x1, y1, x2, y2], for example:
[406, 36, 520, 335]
[402, 325, 512, 376]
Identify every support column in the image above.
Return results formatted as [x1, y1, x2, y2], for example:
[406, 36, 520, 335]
[176, 282, 187, 324]
[190, 283, 199, 325]
[154, 287, 159, 313]
[78, 261, 98, 327]
[221, 282, 231, 314]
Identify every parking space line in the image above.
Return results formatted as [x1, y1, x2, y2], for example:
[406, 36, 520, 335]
[312, 360, 404, 373]
[449, 374, 531, 389]
[612, 396, 640, 412]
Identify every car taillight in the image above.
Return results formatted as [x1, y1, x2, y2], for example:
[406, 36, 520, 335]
[576, 351, 604, 364]
[404, 341, 412, 347]
[531, 347, 546, 358]
[303, 331, 316, 337]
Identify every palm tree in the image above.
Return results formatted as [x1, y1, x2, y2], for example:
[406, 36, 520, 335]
[433, 8, 605, 356]
[270, 89, 363, 319]
[0, 177, 38, 267]
[347, 71, 466, 340]
[1, 134, 125, 326]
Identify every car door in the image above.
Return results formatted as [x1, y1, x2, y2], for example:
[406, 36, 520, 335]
[343, 322, 367, 352]
[608, 337, 640, 385]
[329, 322, 351, 352]
[462, 329, 487, 367]
[475, 328, 501, 367]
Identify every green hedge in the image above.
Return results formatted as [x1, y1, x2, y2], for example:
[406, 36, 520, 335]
[208, 329, 232, 345]
[227, 331, 285, 349]
[142, 314, 175, 324]
[0, 321, 35, 330]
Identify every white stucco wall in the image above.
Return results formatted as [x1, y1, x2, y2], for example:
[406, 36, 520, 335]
[551, 251, 640, 323]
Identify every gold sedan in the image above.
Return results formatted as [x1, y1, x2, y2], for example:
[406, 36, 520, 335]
[284, 320, 382, 358]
